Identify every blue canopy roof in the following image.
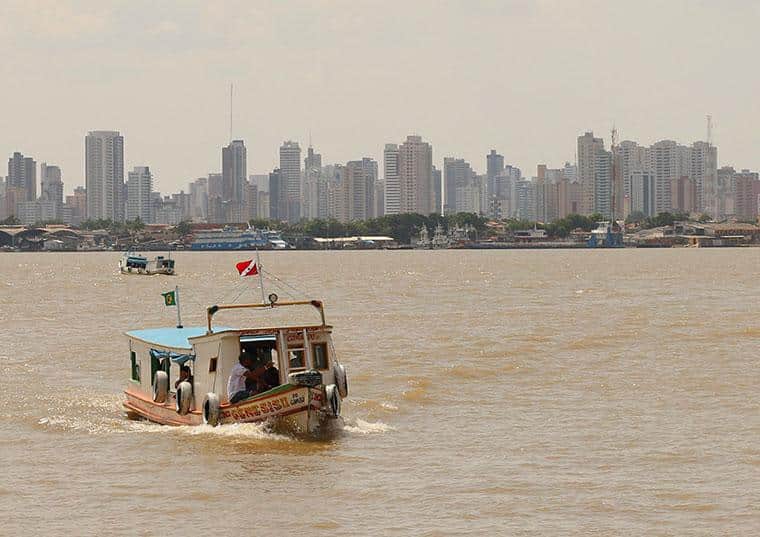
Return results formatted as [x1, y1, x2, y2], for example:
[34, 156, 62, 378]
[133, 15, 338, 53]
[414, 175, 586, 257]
[126, 326, 235, 350]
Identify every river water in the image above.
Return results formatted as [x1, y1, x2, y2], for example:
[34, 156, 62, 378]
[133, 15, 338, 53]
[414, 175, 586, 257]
[1, 250, 758, 535]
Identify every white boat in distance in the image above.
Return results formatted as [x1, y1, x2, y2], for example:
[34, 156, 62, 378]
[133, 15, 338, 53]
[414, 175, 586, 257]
[123, 298, 348, 436]
[119, 252, 175, 275]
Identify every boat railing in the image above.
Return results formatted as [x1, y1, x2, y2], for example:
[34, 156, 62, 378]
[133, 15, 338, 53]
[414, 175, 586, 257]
[206, 300, 326, 333]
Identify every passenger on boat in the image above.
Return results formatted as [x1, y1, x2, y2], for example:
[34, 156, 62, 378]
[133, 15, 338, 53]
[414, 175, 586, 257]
[228, 353, 264, 403]
[174, 365, 193, 389]
[260, 361, 280, 391]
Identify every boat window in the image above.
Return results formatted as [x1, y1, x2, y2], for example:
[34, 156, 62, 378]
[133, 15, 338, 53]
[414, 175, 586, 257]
[312, 343, 329, 370]
[289, 349, 305, 370]
[130, 351, 140, 381]
[209, 357, 217, 373]
[240, 335, 277, 365]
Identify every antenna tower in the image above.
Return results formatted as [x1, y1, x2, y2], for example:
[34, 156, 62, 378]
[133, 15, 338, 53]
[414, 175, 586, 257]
[229, 83, 233, 142]
[706, 114, 713, 146]
[611, 124, 618, 222]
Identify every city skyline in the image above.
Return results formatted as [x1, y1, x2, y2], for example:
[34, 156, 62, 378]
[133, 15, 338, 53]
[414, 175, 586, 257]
[2, 2, 759, 195]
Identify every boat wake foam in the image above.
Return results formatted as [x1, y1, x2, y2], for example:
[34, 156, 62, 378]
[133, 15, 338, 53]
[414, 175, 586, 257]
[340, 417, 394, 435]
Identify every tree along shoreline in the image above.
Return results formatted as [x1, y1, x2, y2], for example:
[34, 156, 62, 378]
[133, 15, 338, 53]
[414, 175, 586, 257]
[2, 210, 719, 245]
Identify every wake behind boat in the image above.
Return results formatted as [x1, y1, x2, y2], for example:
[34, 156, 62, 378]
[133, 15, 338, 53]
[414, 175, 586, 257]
[119, 252, 175, 275]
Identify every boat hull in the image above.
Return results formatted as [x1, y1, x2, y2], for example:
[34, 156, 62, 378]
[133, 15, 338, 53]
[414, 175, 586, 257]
[124, 383, 326, 434]
[119, 267, 175, 275]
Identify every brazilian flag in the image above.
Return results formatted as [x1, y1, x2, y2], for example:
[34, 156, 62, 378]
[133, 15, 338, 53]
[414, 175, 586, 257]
[162, 290, 176, 307]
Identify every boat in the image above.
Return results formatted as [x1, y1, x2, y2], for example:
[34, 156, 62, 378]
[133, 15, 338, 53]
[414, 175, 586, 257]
[431, 224, 451, 249]
[587, 221, 624, 248]
[119, 252, 176, 275]
[123, 298, 348, 435]
[190, 226, 290, 250]
[413, 226, 431, 249]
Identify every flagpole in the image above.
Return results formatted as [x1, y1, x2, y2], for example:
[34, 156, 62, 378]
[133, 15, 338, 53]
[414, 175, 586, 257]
[255, 249, 266, 304]
[175, 285, 183, 328]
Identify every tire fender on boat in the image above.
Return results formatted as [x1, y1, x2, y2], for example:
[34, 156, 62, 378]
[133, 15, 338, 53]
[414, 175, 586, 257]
[325, 384, 341, 418]
[203, 393, 220, 426]
[333, 363, 348, 398]
[175, 381, 193, 415]
[152, 371, 169, 403]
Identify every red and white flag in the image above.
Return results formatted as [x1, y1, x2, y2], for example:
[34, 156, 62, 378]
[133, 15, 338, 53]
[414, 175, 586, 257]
[235, 259, 259, 277]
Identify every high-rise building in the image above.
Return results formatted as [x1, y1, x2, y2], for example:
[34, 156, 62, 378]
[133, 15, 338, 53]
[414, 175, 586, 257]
[649, 140, 684, 215]
[126, 166, 153, 222]
[85, 130, 124, 221]
[443, 157, 475, 214]
[716, 166, 735, 218]
[455, 175, 485, 215]
[486, 149, 504, 199]
[383, 144, 400, 215]
[341, 158, 378, 222]
[245, 180, 259, 221]
[65, 187, 87, 224]
[222, 140, 247, 203]
[690, 141, 718, 217]
[302, 145, 323, 220]
[432, 166, 442, 216]
[515, 180, 537, 221]
[269, 168, 286, 221]
[577, 132, 610, 216]
[398, 135, 433, 215]
[40, 163, 63, 205]
[278, 141, 301, 223]
[671, 175, 696, 215]
[7, 152, 36, 202]
[630, 171, 656, 217]
[734, 170, 760, 221]
[189, 177, 208, 221]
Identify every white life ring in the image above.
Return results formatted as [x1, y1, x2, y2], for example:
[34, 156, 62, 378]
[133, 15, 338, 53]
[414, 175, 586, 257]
[203, 393, 220, 426]
[333, 363, 348, 398]
[175, 381, 193, 415]
[325, 384, 341, 418]
[152, 371, 169, 403]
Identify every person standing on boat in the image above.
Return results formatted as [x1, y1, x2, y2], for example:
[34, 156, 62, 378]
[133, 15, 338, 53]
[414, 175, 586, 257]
[228, 353, 264, 403]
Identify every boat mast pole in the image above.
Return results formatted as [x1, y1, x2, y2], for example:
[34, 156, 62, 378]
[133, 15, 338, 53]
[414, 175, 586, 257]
[255, 249, 266, 304]
[175, 285, 183, 328]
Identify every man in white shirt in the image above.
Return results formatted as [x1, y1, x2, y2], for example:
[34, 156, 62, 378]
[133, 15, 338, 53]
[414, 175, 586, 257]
[228, 353, 258, 404]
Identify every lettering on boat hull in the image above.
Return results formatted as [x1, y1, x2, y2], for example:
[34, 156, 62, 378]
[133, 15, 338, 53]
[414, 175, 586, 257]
[124, 385, 325, 434]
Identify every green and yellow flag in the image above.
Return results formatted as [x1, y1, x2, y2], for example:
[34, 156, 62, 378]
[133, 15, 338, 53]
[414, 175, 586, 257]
[162, 290, 176, 306]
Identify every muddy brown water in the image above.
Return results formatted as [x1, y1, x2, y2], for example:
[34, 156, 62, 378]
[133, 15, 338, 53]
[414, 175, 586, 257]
[1, 250, 759, 535]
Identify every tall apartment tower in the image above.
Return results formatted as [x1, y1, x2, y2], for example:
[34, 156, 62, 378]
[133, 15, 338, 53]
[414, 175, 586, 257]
[8, 152, 36, 201]
[577, 132, 607, 216]
[398, 135, 433, 215]
[432, 166, 442, 216]
[342, 158, 378, 222]
[303, 145, 323, 220]
[126, 166, 153, 222]
[279, 141, 301, 222]
[649, 140, 683, 215]
[189, 177, 208, 220]
[269, 168, 285, 221]
[444, 157, 475, 214]
[85, 130, 124, 221]
[383, 144, 400, 215]
[486, 149, 504, 198]
[222, 140, 247, 205]
[40, 163, 63, 205]
[690, 141, 718, 216]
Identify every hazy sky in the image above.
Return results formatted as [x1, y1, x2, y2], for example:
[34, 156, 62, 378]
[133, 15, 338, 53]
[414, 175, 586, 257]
[2, 1, 758, 194]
